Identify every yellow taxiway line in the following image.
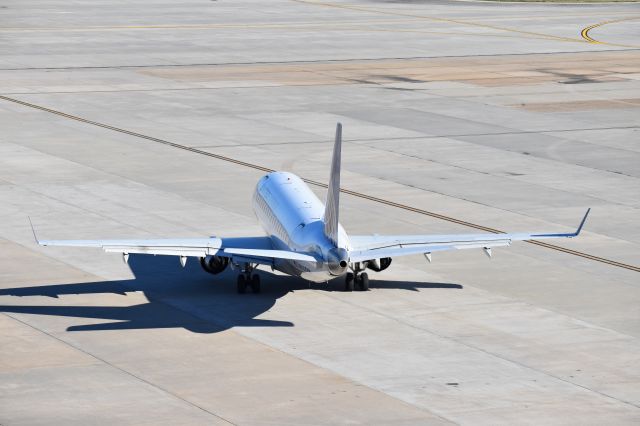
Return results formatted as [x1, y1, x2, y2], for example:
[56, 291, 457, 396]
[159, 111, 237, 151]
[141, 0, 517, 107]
[292, 0, 585, 44]
[580, 17, 640, 47]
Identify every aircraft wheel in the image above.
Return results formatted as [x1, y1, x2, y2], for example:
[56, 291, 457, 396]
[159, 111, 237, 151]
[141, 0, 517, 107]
[250, 274, 261, 294]
[345, 273, 354, 292]
[359, 273, 369, 291]
[237, 275, 247, 294]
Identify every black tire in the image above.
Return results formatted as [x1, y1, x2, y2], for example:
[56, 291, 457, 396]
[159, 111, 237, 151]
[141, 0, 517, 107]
[237, 275, 247, 294]
[345, 272, 354, 292]
[360, 272, 369, 291]
[250, 274, 261, 294]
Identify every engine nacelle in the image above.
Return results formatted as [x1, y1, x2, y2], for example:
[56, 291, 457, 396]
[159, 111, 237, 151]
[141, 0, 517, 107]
[367, 257, 392, 272]
[200, 255, 229, 275]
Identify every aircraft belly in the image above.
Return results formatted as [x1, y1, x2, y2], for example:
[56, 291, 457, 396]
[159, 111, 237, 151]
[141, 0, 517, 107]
[300, 270, 334, 283]
[273, 258, 333, 283]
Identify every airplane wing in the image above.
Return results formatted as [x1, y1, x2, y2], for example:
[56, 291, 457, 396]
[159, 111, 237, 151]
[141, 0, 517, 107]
[38, 237, 222, 257]
[34, 228, 318, 266]
[348, 209, 590, 263]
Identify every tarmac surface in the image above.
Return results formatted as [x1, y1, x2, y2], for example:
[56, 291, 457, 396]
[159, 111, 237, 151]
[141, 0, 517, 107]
[1, 0, 639, 424]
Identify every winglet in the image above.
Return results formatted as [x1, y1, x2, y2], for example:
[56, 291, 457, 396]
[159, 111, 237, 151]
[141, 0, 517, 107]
[28, 216, 41, 245]
[323, 123, 342, 247]
[529, 208, 591, 239]
[573, 208, 590, 237]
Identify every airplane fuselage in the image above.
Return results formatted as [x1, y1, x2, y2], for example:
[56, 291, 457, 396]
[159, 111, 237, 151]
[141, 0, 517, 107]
[252, 171, 351, 282]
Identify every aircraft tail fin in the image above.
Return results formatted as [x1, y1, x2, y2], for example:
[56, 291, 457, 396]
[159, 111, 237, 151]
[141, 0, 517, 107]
[323, 123, 342, 247]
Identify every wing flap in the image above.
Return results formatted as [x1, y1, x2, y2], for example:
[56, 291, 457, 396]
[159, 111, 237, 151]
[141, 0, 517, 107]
[39, 237, 221, 248]
[349, 240, 511, 263]
[39, 237, 223, 257]
[349, 234, 519, 252]
[103, 247, 214, 257]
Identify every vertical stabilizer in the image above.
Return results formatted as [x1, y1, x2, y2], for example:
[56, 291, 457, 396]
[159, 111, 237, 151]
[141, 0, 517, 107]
[323, 123, 342, 247]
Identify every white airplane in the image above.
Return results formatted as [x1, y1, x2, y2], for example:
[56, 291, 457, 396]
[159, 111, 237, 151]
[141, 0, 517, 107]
[33, 123, 590, 293]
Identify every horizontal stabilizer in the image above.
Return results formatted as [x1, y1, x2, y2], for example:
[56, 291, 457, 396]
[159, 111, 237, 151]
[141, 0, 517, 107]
[223, 248, 317, 262]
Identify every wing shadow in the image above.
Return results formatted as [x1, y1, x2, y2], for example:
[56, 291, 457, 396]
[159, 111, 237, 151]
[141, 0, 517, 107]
[0, 254, 461, 333]
[0, 255, 292, 333]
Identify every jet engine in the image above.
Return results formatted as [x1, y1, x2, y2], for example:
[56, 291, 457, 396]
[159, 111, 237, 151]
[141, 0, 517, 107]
[200, 255, 229, 275]
[367, 257, 392, 272]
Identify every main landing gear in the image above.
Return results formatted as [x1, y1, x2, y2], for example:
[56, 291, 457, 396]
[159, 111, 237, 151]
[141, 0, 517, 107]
[344, 271, 369, 292]
[237, 262, 261, 294]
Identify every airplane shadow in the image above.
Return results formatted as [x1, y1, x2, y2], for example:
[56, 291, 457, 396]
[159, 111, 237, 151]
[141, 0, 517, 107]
[0, 255, 462, 334]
